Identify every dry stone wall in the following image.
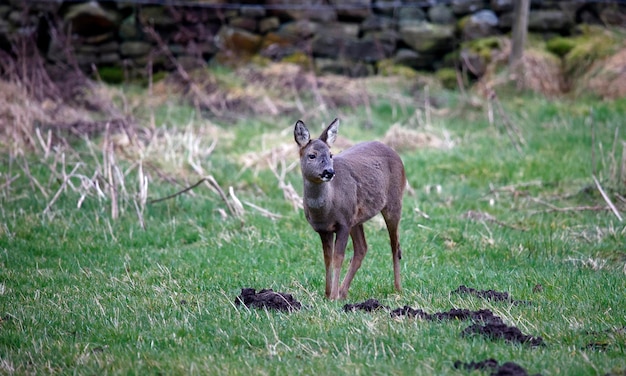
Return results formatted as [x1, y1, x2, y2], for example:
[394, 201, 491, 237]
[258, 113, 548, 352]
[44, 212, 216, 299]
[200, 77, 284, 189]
[0, 0, 624, 78]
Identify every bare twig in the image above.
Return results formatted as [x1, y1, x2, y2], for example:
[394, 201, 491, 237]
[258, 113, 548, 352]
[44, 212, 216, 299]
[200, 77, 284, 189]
[460, 210, 527, 231]
[455, 67, 467, 97]
[34, 128, 52, 158]
[489, 91, 526, 154]
[590, 109, 596, 177]
[609, 126, 619, 183]
[593, 175, 623, 222]
[487, 180, 542, 199]
[77, 170, 102, 208]
[617, 141, 626, 189]
[43, 163, 82, 216]
[243, 201, 282, 219]
[147, 175, 242, 219]
[133, 162, 148, 230]
[0, 174, 20, 191]
[19, 157, 49, 199]
[268, 157, 302, 211]
[148, 178, 208, 204]
[528, 205, 609, 216]
[103, 123, 119, 219]
[143, 26, 220, 116]
[228, 186, 245, 218]
[528, 197, 561, 210]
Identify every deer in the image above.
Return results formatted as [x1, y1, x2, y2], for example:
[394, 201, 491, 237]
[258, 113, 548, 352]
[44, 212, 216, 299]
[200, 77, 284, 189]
[294, 118, 406, 300]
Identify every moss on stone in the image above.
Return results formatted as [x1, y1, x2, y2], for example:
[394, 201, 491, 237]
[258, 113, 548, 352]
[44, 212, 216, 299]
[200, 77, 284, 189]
[435, 68, 457, 89]
[464, 36, 503, 60]
[546, 37, 577, 57]
[376, 59, 417, 78]
[97, 66, 124, 84]
[280, 51, 312, 68]
[562, 26, 619, 79]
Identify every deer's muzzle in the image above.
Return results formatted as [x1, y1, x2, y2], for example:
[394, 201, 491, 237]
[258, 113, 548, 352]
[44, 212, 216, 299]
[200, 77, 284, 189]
[321, 168, 335, 181]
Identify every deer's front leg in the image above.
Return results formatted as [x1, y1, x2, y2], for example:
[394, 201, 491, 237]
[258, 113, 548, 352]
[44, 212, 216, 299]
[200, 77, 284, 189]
[330, 227, 350, 300]
[319, 231, 334, 298]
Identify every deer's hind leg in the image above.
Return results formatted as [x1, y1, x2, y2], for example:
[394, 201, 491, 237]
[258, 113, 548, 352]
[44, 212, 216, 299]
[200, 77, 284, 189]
[338, 224, 368, 299]
[382, 205, 402, 292]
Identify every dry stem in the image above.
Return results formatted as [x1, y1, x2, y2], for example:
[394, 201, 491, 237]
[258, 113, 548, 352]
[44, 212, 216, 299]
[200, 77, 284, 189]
[593, 175, 623, 222]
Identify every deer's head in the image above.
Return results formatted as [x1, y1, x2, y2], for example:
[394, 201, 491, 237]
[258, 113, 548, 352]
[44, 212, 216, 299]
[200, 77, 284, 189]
[294, 119, 339, 183]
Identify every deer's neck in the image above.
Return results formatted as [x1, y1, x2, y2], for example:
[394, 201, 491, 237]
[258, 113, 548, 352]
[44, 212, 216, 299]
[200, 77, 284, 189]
[303, 180, 333, 211]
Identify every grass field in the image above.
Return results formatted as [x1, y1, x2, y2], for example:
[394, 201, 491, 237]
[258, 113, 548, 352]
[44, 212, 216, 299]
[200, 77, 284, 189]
[1, 69, 625, 375]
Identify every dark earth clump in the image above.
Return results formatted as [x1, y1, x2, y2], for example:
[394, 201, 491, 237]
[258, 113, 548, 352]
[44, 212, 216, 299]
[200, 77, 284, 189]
[389, 306, 544, 346]
[234, 288, 302, 312]
[453, 285, 531, 305]
[462, 321, 545, 347]
[454, 358, 541, 376]
[454, 358, 500, 371]
[343, 298, 389, 312]
[390, 307, 503, 323]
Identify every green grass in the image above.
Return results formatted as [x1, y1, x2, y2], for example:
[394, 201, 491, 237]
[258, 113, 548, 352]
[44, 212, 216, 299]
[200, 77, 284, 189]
[1, 81, 626, 375]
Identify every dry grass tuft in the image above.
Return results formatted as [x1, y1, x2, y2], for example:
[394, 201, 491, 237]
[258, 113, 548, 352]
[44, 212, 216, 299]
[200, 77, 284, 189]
[0, 80, 50, 154]
[153, 68, 297, 118]
[476, 40, 565, 98]
[111, 121, 227, 177]
[0, 80, 122, 154]
[240, 142, 297, 173]
[240, 63, 372, 110]
[579, 45, 626, 100]
[383, 124, 453, 152]
[0, 57, 126, 156]
[156, 62, 373, 121]
[513, 50, 566, 96]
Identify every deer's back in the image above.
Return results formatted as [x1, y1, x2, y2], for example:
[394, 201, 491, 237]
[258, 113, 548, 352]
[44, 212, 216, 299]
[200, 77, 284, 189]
[332, 141, 405, 224]
[335, 141, 404, 179]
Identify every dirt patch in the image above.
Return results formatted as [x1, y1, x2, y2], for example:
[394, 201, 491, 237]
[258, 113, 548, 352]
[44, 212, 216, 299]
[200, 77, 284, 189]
[391, 307, 500, 322]
[340, 288, 544, 347]
[454, 359, 540, 376]
[343, 299, 543, 349]
[452, 285, 530, 306]
[234, 288, 302, 312]
[343, 298, 389, 312]
[390, 306, 543, 346]
[462, 321, 544, 347]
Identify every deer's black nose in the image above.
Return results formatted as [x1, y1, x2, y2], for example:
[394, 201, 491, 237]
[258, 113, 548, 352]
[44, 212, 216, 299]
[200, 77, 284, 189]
[321, 168, 335, 181]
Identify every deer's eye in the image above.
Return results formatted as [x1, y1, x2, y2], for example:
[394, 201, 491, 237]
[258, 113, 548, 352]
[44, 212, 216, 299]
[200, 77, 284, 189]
[308, 154, 316, 160]
[329, 153, 333, 159]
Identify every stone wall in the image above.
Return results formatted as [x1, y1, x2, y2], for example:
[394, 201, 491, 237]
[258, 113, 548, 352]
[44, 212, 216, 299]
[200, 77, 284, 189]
[0, 0, 624, 79]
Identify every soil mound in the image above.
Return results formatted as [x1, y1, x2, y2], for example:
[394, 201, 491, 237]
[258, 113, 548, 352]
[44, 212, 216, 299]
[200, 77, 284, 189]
[463, 321, 544, 347]
[454, 358, 540, 376]
[343, 298, 389, 312]
[390, 307, 503, 324]
[234, 288, 302, 312]
[453, 285, 530, 305]
[390, 306, 544, 346]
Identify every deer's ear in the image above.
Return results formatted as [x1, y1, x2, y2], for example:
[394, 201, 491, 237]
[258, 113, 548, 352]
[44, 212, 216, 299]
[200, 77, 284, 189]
[321, 118, 339, 146]
[294, 120, 311, 148]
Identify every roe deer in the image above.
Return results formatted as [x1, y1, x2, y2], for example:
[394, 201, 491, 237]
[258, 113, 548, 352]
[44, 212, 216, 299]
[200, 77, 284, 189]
[294, 118, 406, 300]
